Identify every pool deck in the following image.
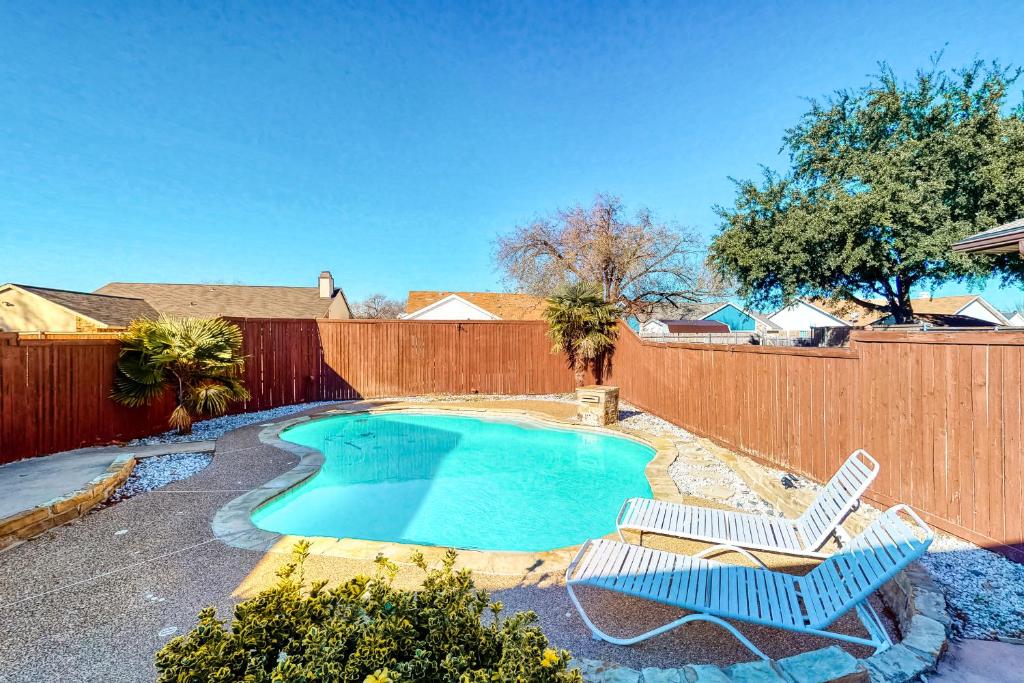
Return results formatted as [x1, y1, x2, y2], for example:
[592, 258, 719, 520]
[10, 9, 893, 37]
[0, 398, 998, 681]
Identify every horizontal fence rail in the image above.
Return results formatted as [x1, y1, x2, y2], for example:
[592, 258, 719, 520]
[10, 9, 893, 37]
[1, 318, 1022, 560]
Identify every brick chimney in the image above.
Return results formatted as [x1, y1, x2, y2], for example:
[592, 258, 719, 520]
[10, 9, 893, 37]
[318, 271, 334, 299]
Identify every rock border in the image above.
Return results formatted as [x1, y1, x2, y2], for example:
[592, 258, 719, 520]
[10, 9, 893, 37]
[0, 453, 135, 551]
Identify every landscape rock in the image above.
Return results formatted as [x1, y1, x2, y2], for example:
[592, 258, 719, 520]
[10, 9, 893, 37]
[777, 646, 868, 683]
[900, 614, 948, 660]
[680, 664, 731, 682]
[723, 660, 789, 682]
[862, 644, 932, 682]
[572, 658, 640, 682]
[641, 667, 682, 682]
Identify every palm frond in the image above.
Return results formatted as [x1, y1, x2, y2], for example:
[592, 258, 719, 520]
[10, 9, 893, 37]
[112, 317, 249, 432]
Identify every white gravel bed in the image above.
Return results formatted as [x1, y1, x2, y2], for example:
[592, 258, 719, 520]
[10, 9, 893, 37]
[109, 452, 212, 502]
[128, 402, 338, 445]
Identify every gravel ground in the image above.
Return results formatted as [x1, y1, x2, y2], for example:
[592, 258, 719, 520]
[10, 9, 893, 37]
[617, 405, 782, 517]
[128, 402, 338, 445]
[108, 452, 212, 502]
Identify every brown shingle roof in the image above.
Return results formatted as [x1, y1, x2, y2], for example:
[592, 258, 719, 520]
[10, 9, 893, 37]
[95, 282, 341, 319]
[15, 285, 158, 326]
[405, 291, 548, 320]
[811, 295, 994, 325]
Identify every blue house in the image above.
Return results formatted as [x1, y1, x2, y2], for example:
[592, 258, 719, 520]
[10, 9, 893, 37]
[700, 303, 761, 332]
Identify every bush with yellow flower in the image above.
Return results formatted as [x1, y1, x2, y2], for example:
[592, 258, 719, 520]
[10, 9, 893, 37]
[155, 542, 581, 682]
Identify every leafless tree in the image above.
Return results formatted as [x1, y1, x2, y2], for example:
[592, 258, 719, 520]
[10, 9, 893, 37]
[352, 293, 405, 319]
[494, 194, 724, 318]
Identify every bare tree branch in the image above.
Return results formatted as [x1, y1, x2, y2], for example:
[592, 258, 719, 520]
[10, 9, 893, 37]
[495, 194, 723, 316]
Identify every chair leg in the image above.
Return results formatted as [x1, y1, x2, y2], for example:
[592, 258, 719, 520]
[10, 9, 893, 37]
[565, 583, 771, 660]
[855, 601, 893, 654]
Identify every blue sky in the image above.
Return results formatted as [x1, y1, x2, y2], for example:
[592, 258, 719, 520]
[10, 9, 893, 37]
[2, 1, 1023, 310]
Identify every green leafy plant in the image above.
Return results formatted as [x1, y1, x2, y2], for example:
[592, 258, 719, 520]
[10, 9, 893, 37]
[544, 282, 620, 387]
[155, 543, 581, 683]
[710, 59, 1024, 322]
[111, 317, 250, 434]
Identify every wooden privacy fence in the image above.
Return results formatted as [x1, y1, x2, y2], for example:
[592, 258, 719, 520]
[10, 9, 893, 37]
[3, 319, 1024, 559]
[0, 320, 576, 462]
[229, 318, 578, 409]
[611, 327, 1024, 561]
[0, 334, 175, 463]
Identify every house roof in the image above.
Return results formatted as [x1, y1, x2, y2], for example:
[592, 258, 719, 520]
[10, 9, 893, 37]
[405, 291, 548, 320]
[876, 313, 996, 328]
[953, 218, 1024, 254]
[805, 299, 879, 325]
[658, 319, 730, 333]
[8, 284, 158, 326]
[698, 302, 781, 330]
[95, 282, 344, 319]
[806, 295, 1007, 326]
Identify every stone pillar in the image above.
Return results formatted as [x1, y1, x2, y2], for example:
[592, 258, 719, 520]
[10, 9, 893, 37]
[576, 385, 619, 426]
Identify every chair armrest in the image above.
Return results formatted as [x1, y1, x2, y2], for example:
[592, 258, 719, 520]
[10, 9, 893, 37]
[692, 543, 770, 570]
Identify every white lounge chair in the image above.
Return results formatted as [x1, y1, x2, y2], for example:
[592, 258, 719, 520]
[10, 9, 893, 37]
[617, 449, 880, 558]
[567, 504, 932, 659]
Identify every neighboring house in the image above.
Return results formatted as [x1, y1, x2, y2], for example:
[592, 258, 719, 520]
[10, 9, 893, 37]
[96, 271, 351, 320]
[868, 296, 1008, 326]
[768, 300, 851, 332]
[1009, 312, 1024, 327]
[639, 302, 779, 335]
[769, 295, 1009, 331]
[0, 283, 158, 333]
[700, 302, 779, 333]
[402, 291, 547, 320]
[638, 319, 729, 335]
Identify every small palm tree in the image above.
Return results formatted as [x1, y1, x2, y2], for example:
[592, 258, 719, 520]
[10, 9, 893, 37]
[112, 317, 251, 434]
[544, 282, 620, 387]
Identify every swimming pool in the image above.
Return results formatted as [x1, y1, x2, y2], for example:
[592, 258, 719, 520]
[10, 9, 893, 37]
[252, 412, 655, 552]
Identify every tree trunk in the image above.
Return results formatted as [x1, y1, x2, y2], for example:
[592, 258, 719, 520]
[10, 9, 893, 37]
[889, 278, 914, 324]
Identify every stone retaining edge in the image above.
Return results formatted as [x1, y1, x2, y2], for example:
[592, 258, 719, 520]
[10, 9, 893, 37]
[0, 454, 136, 551]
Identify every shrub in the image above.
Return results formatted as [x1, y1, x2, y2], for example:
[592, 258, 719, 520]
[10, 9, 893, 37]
[156, 543, 581, 682]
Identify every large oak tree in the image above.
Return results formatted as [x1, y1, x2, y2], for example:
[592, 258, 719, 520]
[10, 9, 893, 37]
[710, 61, 1024, 323]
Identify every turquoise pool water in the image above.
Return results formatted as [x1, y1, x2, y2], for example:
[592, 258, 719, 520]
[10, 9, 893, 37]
[252, 412, 655, 552]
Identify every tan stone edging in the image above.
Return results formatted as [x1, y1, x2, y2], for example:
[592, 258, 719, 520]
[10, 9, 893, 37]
[211, 403, 681, 578]
[0, 454, 135, 551]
